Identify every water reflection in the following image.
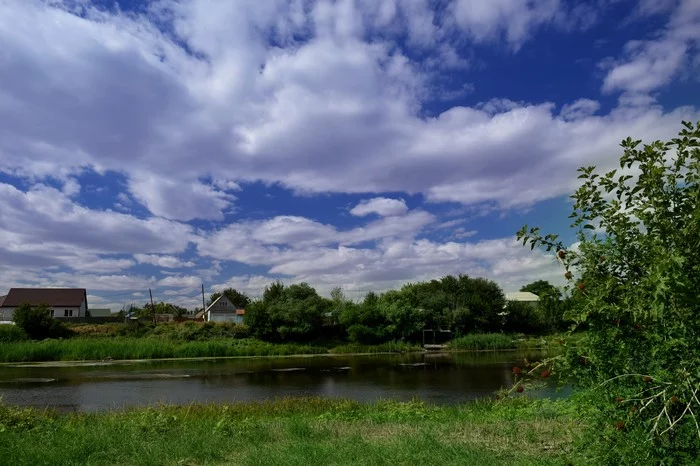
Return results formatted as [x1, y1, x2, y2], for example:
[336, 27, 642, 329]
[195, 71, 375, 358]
[0, 350, 566, 411]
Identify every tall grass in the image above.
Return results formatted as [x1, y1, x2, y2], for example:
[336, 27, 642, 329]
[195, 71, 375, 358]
[0, 397, 581, 465]
[0, 338, 327, 362]
[448, 333, 517, 350]
[329, 340, 422, 354]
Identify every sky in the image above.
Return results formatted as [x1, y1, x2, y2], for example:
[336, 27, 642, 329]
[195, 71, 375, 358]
[0, 0, 699, 312]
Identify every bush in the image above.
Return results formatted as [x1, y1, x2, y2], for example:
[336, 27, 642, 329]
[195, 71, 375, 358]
[0, 325, 27, 342]
[518, 121, 700, 462]
[12, 303, 71, 340]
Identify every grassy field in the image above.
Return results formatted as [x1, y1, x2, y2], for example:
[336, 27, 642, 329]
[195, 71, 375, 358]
[0, 397, 583, 465]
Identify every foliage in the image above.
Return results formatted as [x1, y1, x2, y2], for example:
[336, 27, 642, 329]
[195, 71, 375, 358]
[0, 324, 27, 343]
[12, 303, 71, 340]
[517, 121, 700, 462]
[208, 288, 251, 308]
[0, 397, 582, 465]
[448, 333, 516, 350]
[328, 340, 422, 354]
[247, 283, 330, 342]
[502, 301, 547, 335]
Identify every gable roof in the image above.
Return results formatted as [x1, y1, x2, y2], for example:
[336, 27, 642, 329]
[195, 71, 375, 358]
[0, 295, 6, 307]
[1, 288, 87, 308]
[204, 294, 234, 314]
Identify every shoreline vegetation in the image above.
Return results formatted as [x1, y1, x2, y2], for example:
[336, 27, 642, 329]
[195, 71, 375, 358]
[0, 321, 578, 363]
[0, 396, 583, 465]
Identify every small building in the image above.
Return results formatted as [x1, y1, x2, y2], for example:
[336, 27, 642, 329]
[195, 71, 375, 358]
[201, 295, 245, 324]
[504, 291, 540, 307]
[88, 308, 112, 317]
[0, 288, 88, 321]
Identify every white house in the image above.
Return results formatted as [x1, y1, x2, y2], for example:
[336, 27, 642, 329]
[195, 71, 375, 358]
[201, 295, 245, 324]
[0, 288, 88, 321]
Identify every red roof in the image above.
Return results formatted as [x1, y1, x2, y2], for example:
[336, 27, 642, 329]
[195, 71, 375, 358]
[236, 309, 245, 315]
[1, 288, 87, 307]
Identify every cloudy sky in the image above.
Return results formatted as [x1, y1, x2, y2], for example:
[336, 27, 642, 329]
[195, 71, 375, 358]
[1, 0, 698, 311]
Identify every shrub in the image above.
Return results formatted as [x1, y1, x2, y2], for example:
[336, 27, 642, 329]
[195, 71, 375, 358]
[0, 325, 27, 342]
[517, 121, 700, 462]
[12, 303, 71, 340]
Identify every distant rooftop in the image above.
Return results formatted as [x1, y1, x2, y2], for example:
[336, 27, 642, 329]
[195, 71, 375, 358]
[505, 291, 540, 302]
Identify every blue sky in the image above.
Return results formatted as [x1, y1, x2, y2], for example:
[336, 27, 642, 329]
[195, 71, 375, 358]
[0, 0, 698, 311]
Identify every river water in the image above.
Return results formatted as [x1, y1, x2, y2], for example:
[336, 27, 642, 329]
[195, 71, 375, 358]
[0, 350, 567, 411]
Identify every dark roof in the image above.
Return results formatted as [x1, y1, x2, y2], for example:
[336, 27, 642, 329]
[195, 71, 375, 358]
[0, 295, 6, 307]
[1, 288, 87, 307]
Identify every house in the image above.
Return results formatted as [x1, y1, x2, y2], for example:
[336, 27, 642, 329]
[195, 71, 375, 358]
[200, 295, 245, 324]
[504, 291, 540, 307]
[0, 288, 88, 321]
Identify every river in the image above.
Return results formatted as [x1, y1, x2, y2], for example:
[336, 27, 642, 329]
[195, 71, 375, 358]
[0, 350, 567, 411]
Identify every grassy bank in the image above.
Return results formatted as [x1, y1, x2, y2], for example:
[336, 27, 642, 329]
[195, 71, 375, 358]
[0, 338, 328, 362]
[448, 333, 580, 351]
[0, 397, 582, 465]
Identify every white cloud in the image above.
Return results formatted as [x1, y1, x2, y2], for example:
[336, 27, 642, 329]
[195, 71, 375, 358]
[602, 0, 700, 94]
[0, 0, 697, 305]
[134, 254, 196, 268]
[450, 0, 561, 49]
[350, 197, 408, 217]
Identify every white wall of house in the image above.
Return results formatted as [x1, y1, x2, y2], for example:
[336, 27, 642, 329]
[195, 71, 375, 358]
[50, 306, 84, 317]
[206, 311, 244, 324]
[0, 308, 14, 321]
[0, 302, 86, 320]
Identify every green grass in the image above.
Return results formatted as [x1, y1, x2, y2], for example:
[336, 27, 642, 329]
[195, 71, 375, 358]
[448, 333, 517, 350]
[0, 338, 328, 362]
[329, 340, 422, 354]
[0, 397, 583, 465]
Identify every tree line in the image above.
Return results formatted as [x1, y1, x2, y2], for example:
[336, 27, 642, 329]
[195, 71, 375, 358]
[238, 275, 573, 343]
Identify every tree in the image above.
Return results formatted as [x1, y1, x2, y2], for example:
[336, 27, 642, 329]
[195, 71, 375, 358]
[245, 282, 329, 342]
[208, 288, 251, 308]
[517, 121, 700, 463]
[520, 280, 560, 298]
[12, 302, 70, 340]
[520, 280, 567, 332]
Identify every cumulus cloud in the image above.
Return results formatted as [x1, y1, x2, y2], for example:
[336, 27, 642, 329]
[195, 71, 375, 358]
[134, 254, 195, 268]
[0, 0, 698, 305]
[350, 197, 408, 217]
[601, 0, 700, 94]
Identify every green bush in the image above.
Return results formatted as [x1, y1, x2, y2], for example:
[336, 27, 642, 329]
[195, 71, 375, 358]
[12, 303, 71, 340]
[518, 121, 700, 462]
[0, 325, 27, 343]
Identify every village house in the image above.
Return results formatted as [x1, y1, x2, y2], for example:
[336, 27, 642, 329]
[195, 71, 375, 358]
[0, 288, 88, 321]
[196, 294, 245, 324]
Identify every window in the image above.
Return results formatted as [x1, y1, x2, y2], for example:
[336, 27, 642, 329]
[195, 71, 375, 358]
[51, 310, 55, 317]
[64, 309, 73, 317]
[221, 301, 227, 307]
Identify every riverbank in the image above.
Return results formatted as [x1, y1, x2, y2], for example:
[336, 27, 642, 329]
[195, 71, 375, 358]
[0, 338, 427, 363]
[0, 335, 576, 363]
[0, 397, 582, 465]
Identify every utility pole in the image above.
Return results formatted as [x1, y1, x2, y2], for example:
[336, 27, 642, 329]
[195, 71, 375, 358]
[149, 288, 155, 323]
[201, 283, 206, 312]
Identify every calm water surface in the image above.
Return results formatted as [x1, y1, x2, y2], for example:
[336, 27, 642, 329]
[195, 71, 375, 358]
[0, 351, 567, 411]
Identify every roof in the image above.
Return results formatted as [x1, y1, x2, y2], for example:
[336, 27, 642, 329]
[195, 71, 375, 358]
[204, 295, 234, 314]
[0, 295, 6, 307]
[505, 291, 540, 302]
[1, 288, 87, 307]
